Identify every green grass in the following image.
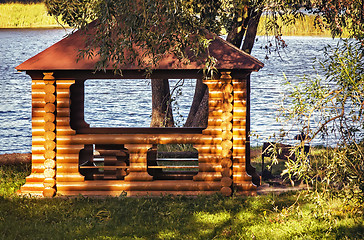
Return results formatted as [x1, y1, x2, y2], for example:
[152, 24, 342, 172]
[0, 3, 63, 28]
[1, 163, 363, 239]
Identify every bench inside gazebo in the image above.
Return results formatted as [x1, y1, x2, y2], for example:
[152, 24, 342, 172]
[16, 23, 263, 197]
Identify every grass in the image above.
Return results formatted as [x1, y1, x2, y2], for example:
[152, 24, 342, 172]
[0, 163, 363, 239]
[0, 3, 63, 28]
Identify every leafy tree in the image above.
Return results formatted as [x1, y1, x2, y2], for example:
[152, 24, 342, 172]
[45, 0, 309, 127]
[280, 1, 364, 201]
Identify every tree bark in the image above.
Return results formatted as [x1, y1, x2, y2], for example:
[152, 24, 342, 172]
[184, 78, 208, 127]
[188, 88, 209, 128]
[242, 9, 262, 54]
[150, 79, 174, 127]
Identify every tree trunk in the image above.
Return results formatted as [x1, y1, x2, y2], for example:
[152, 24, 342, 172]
[185, 86, 209, 128]
[184, 78, 208, 127]
[150, 79, 174, 127]
[242, 9, 262, 54]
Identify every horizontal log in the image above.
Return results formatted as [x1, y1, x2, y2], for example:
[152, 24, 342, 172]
[193, 172, 221, 181]
[233, 101, 247, 108]
[20, 183, 45, 193]
[56, 117, 71, 126]
[57, 180, 221, 191]
[232, 155, 245, 162]
[56, 108, 71, 117]
[56, 127, 76, 136]
[57, 163, 81, 173]
[232, 109, 246, 117]
[56, 80, 75, 88]
[124, 172, 153, 181]
[32, 99, 45, 108]
[56, 154, 79, 163]
[56, 89, 71, 98]
[232, 129, 246, 136]
[202, 128, 222, 136]
[31, 90, 45, 98]
[56, 173, 85, 182]
[232, 146, 246, 155]
[198, 163, 221, 172]
[56, 99, 70, 108]
[32, 80, 45, 88]
[232, 119, 246, 126]
[56, 145, 83, 154]
[232, 164, 247, 172]
[233, 182, 256, 191]
[56, 190, 219, 197]
[59, 134, 219, 145]
[207, 118, 222, 126]
[31, 145, 45, 154]
[208, 91, 224, 98]
[232, 173, 252, 182]
[25, 173, 45, 182]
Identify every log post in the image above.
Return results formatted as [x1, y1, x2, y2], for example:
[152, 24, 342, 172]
[42, 72, 57, 197]
[232, 77, 257, 193]
[193, 77, 223, 182]
[123, 144, 153, 181]
[220, 72, 233, 196]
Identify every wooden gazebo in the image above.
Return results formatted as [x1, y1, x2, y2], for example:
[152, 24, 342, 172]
[16, 24, 263, 197]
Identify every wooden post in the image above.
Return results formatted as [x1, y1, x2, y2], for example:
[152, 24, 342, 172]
[232, 78, 257, 193]
[123, 144, 153, 181]
[42, 72, 57, 197]
[193, 77, 223, 182]
[220, 72, 233, 196]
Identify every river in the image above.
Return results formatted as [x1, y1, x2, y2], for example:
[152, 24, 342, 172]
[0, 28, 339, 153]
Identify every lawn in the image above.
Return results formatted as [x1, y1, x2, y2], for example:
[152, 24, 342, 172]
[0, 163, 363, 239]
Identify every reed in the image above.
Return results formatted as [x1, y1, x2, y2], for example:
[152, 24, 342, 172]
[0, 3, 62, 28]
[258, 15, 350, 37]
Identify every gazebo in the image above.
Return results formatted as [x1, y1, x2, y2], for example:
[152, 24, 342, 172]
[16, 23, 263, 197]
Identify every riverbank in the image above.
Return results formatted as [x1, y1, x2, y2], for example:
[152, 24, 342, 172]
[1, 2, 337, 37]
[0, 3, 63, 28]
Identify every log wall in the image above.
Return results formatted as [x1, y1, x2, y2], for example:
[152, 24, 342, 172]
[19, 71, 258, 197]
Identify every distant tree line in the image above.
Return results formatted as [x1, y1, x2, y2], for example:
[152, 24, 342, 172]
[0, 0, 44, 3]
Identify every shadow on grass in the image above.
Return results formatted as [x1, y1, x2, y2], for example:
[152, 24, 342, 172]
[1, 164, 363, 239]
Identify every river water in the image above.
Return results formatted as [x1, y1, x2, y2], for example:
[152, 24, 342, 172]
[0, 29, 339, 153]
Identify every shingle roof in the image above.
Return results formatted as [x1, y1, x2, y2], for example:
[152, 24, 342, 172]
[16, 23, 263, 72]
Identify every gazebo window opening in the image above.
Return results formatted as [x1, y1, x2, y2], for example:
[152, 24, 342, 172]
[147, 144, 199, 180]
[83, 79, 197, 128]
[79, 144, 130, 180]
